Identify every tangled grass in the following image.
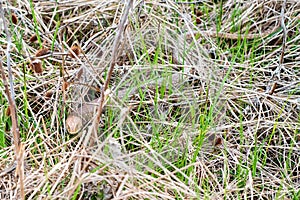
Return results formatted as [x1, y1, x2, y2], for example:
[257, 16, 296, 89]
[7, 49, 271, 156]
[0, 0, 299, 199]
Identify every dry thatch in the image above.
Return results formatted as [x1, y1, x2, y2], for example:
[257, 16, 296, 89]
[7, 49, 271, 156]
[0, 0, 299, 199]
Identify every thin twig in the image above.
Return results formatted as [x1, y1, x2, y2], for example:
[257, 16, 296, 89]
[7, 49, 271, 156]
[175, 1, 204, 4]
[269, 0, 286, 93]
[83, 0, 133, 146]
[0, 3, 25, 199]
[279, 0, 287, 66]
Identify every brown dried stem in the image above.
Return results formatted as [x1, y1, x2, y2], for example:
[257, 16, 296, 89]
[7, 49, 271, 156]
[83, 0, 133, 146]
[269, 0, 287, 93]
[279, 0, 287, 66]
[0, 4, 24, 199]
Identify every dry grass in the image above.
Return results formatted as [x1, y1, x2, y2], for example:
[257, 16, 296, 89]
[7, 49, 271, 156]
[0, 0, 299, 199]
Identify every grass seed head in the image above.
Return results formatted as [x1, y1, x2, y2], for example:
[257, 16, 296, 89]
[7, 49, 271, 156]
[29, 59, 43, 73]
[5, 106, 11, 117]
[214, 137, 222, 146]
[195, 10, 202, 17]
[29, 34, 38, 43]
[68, 45, 80, 58]
[62, 81, 70, 91]
[44, 90, 53, 100]
[11, 13, 18, 24]
[35, 48, 49, 57]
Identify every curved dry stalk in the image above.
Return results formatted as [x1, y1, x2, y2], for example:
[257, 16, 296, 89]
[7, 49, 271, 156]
[0, 4, 24, 199]
[84, 0, 134, 146]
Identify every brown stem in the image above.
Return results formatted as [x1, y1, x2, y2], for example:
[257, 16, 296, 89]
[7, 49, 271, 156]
[0, 4, 25, 199]
[83, 0, 133, 146]
[0, 62, 24, 199]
